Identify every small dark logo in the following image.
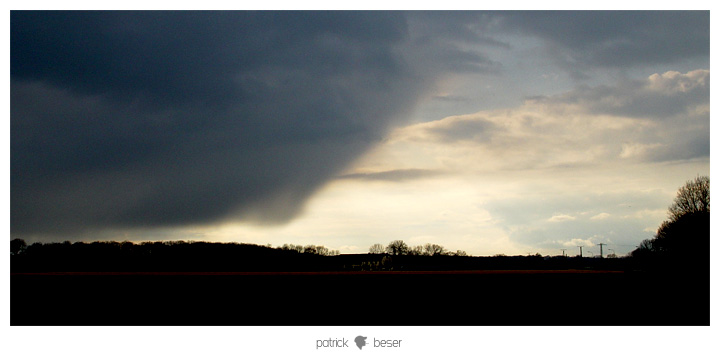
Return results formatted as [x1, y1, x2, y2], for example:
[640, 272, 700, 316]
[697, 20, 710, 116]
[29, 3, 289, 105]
[354, 335, 367, 350]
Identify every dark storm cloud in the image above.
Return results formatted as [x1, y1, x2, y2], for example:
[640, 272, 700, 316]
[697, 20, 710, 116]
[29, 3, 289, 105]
[404, 11, 505, 74]
[10, 11, 710, 240]
[497, 11, 709, 71]
[11, 11, 426, 237]
[11, 11, 409, 106]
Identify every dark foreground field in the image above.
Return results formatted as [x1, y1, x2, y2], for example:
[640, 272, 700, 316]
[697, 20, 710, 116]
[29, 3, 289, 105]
[11, 270, 708, 326]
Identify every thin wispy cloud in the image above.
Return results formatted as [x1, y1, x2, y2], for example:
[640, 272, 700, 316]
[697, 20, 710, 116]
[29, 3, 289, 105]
[548, 215, 577, 223]
[337, 169, 444, 182]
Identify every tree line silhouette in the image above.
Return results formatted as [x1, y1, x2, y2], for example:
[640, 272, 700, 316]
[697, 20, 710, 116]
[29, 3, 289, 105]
[369, 240, 467, 256]
[11, 176, 709, 275]
[10, 240, 344, 272]
[11, 237, 628, 273]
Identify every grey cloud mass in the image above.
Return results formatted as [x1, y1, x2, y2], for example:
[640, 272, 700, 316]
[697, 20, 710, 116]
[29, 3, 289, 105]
[528, 70, 710, 162]
[531, 70, 710, 120]
[10, 11, 710, 241]
[498, 11, 709, 70]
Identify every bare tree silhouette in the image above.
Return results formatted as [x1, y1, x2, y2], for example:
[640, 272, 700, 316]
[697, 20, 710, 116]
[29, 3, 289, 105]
[668, 175, 709, 222]
[385, 240, 409, 255]
[368, 243, 386, 254]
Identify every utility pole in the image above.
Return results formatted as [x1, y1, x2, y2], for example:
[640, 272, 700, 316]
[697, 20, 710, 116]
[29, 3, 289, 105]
[598, 243, 606, 258]
[560, 249, 567, 257]
[578, 246, 583, 257]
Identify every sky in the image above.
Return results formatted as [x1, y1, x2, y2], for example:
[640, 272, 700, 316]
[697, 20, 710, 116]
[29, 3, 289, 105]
[10, 10, 710, 256]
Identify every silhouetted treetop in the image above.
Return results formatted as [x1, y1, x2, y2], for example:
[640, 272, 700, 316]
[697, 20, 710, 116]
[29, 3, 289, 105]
[631, 176, 710, 273]
[668, 175, 709, 222]
[11, 238, 27, 255]
[386, 240, 410, 256]
[368, 243, 386, 254]
[424, 243, 447, 256]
